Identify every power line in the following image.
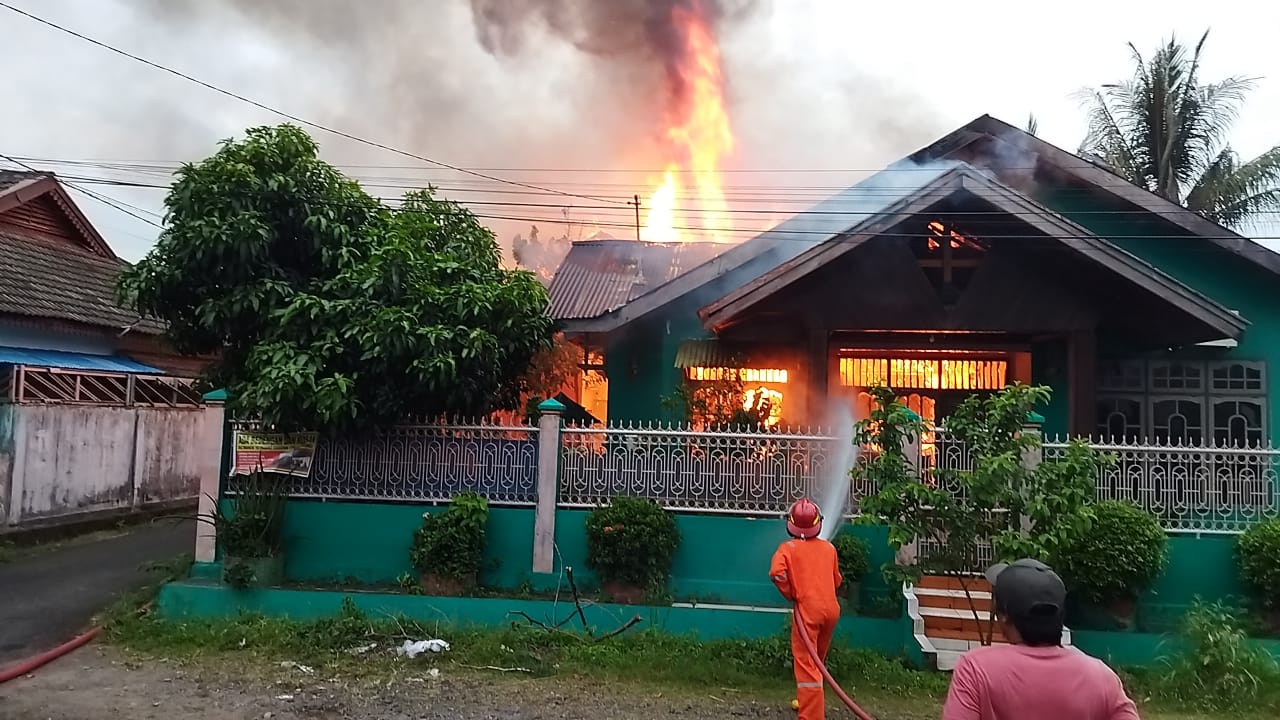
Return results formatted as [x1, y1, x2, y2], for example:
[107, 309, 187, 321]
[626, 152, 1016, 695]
[0, 2, 626, 207]
[0, 153, 163, 228]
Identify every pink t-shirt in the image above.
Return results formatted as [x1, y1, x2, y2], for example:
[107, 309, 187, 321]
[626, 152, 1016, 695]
[941, 644, 1141, 720]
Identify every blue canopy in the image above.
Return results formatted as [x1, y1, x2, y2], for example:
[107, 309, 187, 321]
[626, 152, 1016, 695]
[0, 346, 162, 374]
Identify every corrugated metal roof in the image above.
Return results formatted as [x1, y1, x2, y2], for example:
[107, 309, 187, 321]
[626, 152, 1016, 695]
[0, 346, 162, 373]
[673, 339, 749, 368]
[548, 239, 726, 320]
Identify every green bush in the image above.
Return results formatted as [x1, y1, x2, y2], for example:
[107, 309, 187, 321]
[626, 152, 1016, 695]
[832, 532, 871, 583]
[410, 492, 489, 582]
[585, 497, 680, 588]
[1237, 519, 1280, 609]
[1151, 600, 1280, 711]
[1055, 500, 1167, 604]
[211, 470, 287, 559]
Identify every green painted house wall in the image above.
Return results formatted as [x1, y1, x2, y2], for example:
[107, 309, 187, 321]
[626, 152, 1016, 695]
[1038, 187, 1280, 433]
[245, 498, 1248, 635]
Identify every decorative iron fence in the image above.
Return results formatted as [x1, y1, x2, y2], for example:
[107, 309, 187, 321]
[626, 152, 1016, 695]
[259, 422, 539, 505]
[558, 422, 872, 515]
[1044, 438, 1280, 534]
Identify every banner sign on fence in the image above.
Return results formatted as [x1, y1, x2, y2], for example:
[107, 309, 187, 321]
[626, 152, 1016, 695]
[231, 431, 318, 477]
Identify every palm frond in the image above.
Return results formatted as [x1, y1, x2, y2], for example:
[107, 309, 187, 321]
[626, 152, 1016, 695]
[1191, 145, 1280, 228]
[1025, 113, 1039, 137]
[1073, 87, 1142, 182]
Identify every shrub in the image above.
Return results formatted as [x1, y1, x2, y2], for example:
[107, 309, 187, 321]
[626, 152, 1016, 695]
[1152, 600, 1280, 711]
[585, 497, 680, 588]
[410, 492, 489, 582]
[1237, 519, 1280, 609]
[832, 533, 871, 583]
[1055, 500, 1167, 604]
[205, 469, 287, 559]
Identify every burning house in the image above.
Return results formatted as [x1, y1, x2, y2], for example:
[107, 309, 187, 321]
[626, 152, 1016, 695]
[550, 115, 1279, 444]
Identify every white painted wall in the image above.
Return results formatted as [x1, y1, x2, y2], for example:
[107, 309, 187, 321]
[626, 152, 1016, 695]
[2, 403, 224, 529]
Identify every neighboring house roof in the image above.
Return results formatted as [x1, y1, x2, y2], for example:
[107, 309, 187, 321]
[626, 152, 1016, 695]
[0, 346, 161, 373]
[549, 238, 725, 320]
[697, 163, 1246, 341]
[0, 170, 163, 335]
[556, 114, 1279, 334]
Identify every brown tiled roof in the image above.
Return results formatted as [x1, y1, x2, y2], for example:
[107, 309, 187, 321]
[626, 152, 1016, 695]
[548, 239, 726, 320]
[0, 230, 164, 334]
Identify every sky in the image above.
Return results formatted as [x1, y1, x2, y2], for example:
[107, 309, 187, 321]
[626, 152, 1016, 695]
[2, 0, 1279, 262]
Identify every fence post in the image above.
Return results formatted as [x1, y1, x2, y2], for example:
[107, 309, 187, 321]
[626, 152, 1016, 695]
[1019, 411, 1045, 535]
[532, 398, 564, 574]
[897, 410, 923, 567]
[194, 398, 228, 564]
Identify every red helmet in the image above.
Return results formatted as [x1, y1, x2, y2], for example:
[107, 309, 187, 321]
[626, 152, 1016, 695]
[786, 498, 822, 539]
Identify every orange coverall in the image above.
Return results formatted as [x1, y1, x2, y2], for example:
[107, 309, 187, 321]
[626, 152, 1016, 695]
[770, 537, 843, 720]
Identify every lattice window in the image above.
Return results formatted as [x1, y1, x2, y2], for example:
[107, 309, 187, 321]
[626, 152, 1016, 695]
[1150, 361, 1204, 392]
[1150, 396, 1206, 445]
[1096, 396, 1143, 441]
[1212, 398, 1266, 447]
[1210, 361, 1265, 394]
[1096, 359, 1267, 446]
[1098, 359, 1145, 392]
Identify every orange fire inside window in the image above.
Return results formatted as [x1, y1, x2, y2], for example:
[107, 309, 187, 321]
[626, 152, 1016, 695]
[839, 358, 1006, 391]
[686, 367, 789, 384]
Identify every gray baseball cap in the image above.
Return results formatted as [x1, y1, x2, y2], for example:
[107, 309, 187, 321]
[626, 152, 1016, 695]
[985, 558, 1067, 620]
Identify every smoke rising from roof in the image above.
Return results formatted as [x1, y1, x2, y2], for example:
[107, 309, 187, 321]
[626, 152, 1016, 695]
[5, 0, 950, 261]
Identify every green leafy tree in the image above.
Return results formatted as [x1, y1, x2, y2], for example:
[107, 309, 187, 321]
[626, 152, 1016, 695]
[120, 125, 553, 431]
[1077, 30, 1280, 228]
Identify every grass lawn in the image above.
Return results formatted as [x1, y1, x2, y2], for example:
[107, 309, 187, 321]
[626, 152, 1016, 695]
[100, 593, 1280, 720]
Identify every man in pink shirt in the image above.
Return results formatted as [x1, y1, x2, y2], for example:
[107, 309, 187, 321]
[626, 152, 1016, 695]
[941, 558, 1141, 720]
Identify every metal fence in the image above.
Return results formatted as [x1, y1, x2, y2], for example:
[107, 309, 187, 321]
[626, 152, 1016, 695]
[237, 417, 1279, 532]
[282, 422, 539, 505]
[558, 422, 872, 515]
[1044, 438, 1279, 534]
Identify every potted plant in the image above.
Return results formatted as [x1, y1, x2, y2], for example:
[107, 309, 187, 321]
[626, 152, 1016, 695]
[832, 532, 871, 614]
[1055, 500, 1167, 629]
[585, 497, 680, 604]
[1236, 518, 1280, 631]
[410, 491, 489, 596]
[205, 469, 288, 589]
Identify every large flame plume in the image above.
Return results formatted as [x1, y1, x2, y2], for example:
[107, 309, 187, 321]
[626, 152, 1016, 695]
[643, 2, 734, 244]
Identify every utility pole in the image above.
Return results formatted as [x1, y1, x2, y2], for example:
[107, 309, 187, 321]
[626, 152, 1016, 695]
[629, 194, 641, 241]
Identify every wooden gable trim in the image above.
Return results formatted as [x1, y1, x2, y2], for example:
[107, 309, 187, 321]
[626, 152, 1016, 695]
[956, 174, 1247, 338]
[915, 115, 1280, 277]
[697, 171, 967, 330]
[697, 167, 1247, 340]
[0, 174, 117, 258]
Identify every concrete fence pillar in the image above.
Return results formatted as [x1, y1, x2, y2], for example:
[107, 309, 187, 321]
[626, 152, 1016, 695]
[532, 398, 564, 574]
[897, 412, 923, 567]
[194, 398, 228, 564]
[1019, 411, 1045, 536]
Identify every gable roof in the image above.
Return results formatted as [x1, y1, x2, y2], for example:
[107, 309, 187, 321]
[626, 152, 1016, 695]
[909, 115, 1280, 276]
[556, 115, 1278, 335]
[697, 164, 1246, 340]
[0, 171, 162, 334]
[0, 170, 117, 258]
[555, 162, 960, 333]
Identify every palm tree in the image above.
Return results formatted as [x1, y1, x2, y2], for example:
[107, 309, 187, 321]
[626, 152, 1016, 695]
[1076, 30, 1280, 229]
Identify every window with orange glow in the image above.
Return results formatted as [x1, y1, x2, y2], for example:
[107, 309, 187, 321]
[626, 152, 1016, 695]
[839, 357, 1007, 391]
[744, 386, 784, 428]
[686, 367, 789, 383]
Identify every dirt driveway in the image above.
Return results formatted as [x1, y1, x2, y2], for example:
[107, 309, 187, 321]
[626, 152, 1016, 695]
[1, 644, 872, 720]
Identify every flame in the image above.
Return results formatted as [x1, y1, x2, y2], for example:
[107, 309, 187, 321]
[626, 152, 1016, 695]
[641, 2, 733, 244]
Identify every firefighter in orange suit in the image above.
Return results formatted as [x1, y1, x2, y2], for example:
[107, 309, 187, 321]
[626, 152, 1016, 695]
[770, 498, 842, 719]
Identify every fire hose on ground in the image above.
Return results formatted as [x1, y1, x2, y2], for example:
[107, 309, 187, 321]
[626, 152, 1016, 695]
[0, 601, 152, 686]
[793, 604, 877, 720]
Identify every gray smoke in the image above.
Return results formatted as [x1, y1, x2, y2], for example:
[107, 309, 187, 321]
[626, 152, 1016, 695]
[7, 0, 951, 261]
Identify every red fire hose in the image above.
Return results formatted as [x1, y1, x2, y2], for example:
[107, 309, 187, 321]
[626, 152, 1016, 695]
[0, 626, 101, 684]
[793, 605, 877, 720]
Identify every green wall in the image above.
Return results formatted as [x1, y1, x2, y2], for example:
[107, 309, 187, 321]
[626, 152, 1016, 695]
[265, 499, 1253, 635]
[269, 499, 895, 610]
[1039, 187, 1280, 433]
[1030, 339, 1069, 437]
[156, 580, 912, 656]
